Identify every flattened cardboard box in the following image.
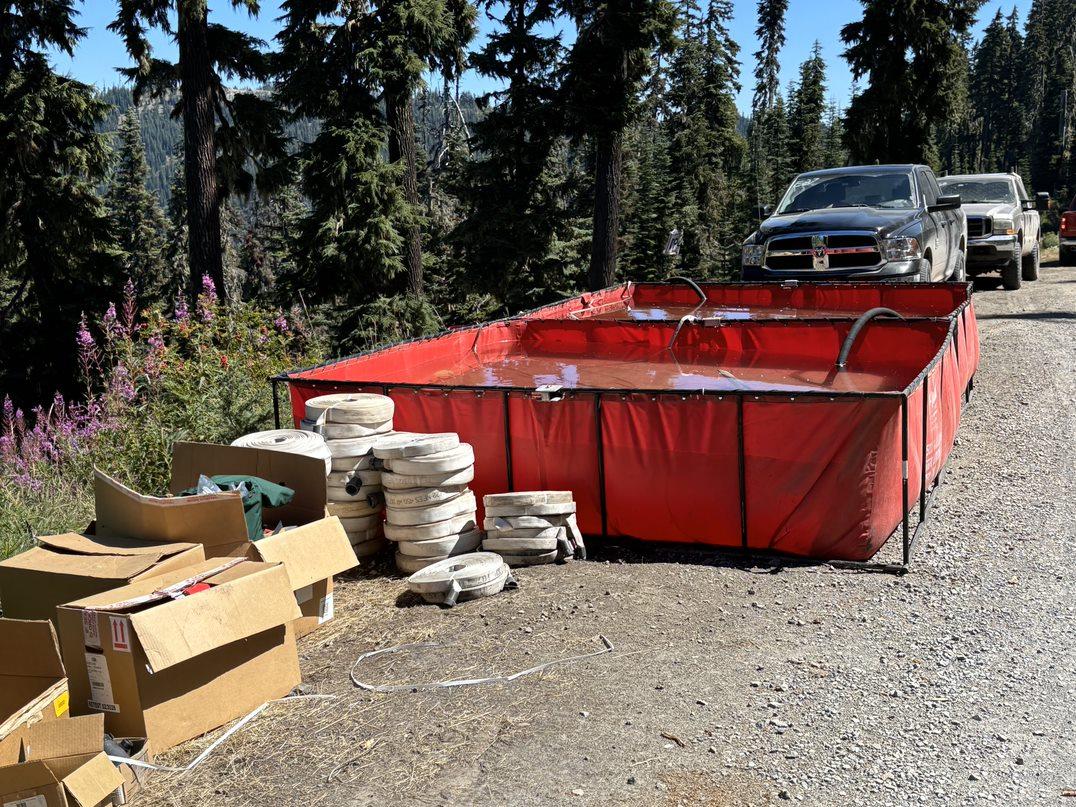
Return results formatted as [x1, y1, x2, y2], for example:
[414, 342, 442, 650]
[94, 441, 360, 637]
[0, 532, 205, 625]
[0, 713, 124, 807]
[0, 620, 70, 745]
[56, 558, 302, 754]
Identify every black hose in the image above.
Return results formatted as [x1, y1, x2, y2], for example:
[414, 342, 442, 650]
[836, 307, 904, 370]
[669, 275, 706, 303]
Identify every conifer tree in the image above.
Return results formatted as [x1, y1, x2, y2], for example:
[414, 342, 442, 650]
[452, 0, 574, 310]
[376, 0, 476, 296]
[748, 0, 789, 209]
[0, 0, 119, 402]
[663, 0, 745, 275]
[106, 112, 170, 300]
[111, 0, 288, 301]
[822, 100, 847, 168]
[788, 42, 827, 174]
[970, 10, 1020, 171]
[1021, 0, 1076, 194]
[164, 147, 189, 303]
[841, 0, 984, 164]
[562, 0, 676, 290]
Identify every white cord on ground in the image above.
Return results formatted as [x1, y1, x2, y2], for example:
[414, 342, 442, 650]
[349, 635, 615, 693]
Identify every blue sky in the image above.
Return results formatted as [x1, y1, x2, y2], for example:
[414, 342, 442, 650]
[52, 0, 1031, 116]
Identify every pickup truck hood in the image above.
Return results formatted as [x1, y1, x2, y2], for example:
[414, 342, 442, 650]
[961, 202, 1015, 217]
[759, 207, 919, 240]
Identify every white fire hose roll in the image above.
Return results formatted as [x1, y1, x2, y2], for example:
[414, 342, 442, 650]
[230, 429, 332, 474]
[395, 528, 482, 558]
[384, 444, 474, 476]
[384, 512, 477, 542]
[384, 484, 468, 510]
[381, 466, 474, 490]
[373, 432, 460, 460]
[484, 501, 576, 518]
[302, 418, 392, 439]
[385, 491, 477, 527]
[482, 527, 563, 553]
[406, 552, 507, 594]
[305, 393, 395, 425]
[483, 491, 574, 508]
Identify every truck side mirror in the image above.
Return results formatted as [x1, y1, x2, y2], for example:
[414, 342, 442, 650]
[1035, 192, 1051, 212]
[928, 195, 961, 212]
[756, 204, 773, 219]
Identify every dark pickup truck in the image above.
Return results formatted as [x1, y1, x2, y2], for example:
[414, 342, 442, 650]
[741, 164, 967, 282]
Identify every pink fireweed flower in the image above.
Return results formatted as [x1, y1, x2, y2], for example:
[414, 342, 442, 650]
[110, 364, 137, 402]
[174, 297, 190, 322]
[76, 313, 98, 383]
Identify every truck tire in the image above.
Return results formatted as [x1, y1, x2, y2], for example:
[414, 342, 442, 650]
[917, 258, 932, 283]
[1001, 253, 1022, 290]
[1063, 247, 1076, 267]
[1021, 240, 1040, 281]
[950, 252, 966, 282]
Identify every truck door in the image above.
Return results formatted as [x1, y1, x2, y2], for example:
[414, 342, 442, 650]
[918, 169, 947, 279]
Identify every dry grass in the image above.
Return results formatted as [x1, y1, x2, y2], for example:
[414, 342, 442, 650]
[138, 562, 615, 806]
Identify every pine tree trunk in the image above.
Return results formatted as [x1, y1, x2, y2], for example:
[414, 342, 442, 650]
[386, 83, 424, 297]
[178, 1, 225, 301]
[589, 128, 623, 291]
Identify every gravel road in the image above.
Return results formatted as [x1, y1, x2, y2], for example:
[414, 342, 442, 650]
[144, 259, 1075, 807]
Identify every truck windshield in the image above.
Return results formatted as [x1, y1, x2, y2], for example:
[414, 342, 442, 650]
[775, 172, 916, 214]
[937, 179, 1016, 204]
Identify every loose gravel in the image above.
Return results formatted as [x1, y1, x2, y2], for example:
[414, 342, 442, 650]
[141, 259, 1075, 807]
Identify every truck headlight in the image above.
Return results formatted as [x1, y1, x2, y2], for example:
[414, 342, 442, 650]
[991, 217, 1015, 235]
[881, 237, 922, 262]
[742, 244, 766, 266]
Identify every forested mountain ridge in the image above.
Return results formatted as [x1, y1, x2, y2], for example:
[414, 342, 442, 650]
[96, 86, 482, 204]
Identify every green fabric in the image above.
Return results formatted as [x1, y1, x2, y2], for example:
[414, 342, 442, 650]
[180, 475, 295, 542]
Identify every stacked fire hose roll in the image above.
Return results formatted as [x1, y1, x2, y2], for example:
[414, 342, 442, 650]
[376, 433, 480, 574]
[481, 491, 586, 567]
[301, 393, 395, 557]
[405, 552, 516, 607]
[230, 429, 333, 474]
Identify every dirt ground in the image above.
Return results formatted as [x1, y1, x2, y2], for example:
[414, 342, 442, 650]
[141, 253, 1075, 807]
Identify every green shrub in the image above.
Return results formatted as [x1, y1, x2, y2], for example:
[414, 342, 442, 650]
[0, 277, 325, 559]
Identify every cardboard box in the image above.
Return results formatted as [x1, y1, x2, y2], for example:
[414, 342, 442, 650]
[0, 533, 205, 625]
[0, 620, 70, 745]
[57, 558, 302, 754]
[94, 441, 359, 637]
[0, 714, 124, 807]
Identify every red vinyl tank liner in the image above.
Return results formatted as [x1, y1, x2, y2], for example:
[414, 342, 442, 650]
[282, 283, 977, 563]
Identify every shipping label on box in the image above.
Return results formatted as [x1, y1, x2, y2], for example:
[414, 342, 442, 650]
[84, 651, 119, 713]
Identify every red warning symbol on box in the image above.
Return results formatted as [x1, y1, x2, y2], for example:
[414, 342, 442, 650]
[110, 616, 131, 653]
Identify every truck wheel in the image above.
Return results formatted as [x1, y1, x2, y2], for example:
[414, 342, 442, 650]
[917, 258, 932, 282]
[1021, 240, 1040, 281]
[949, 252, 966, 282]
[1001, 253, 1022, 290]
[1063, 247, 1076, 266]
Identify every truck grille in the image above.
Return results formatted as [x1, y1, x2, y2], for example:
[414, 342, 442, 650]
[967, 217, 991, 238]
[764, 233, 881, 271]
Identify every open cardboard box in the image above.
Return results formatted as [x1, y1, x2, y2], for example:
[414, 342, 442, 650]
[0, 533, 205, 625]
[0, 620, 70, 745]
[56, 558, 302, 755]
[0, 714, 124, 807]
[92, 441, 360, 637]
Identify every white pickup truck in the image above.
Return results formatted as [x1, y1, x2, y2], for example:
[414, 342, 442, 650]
[938, 173, 1049, 290]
